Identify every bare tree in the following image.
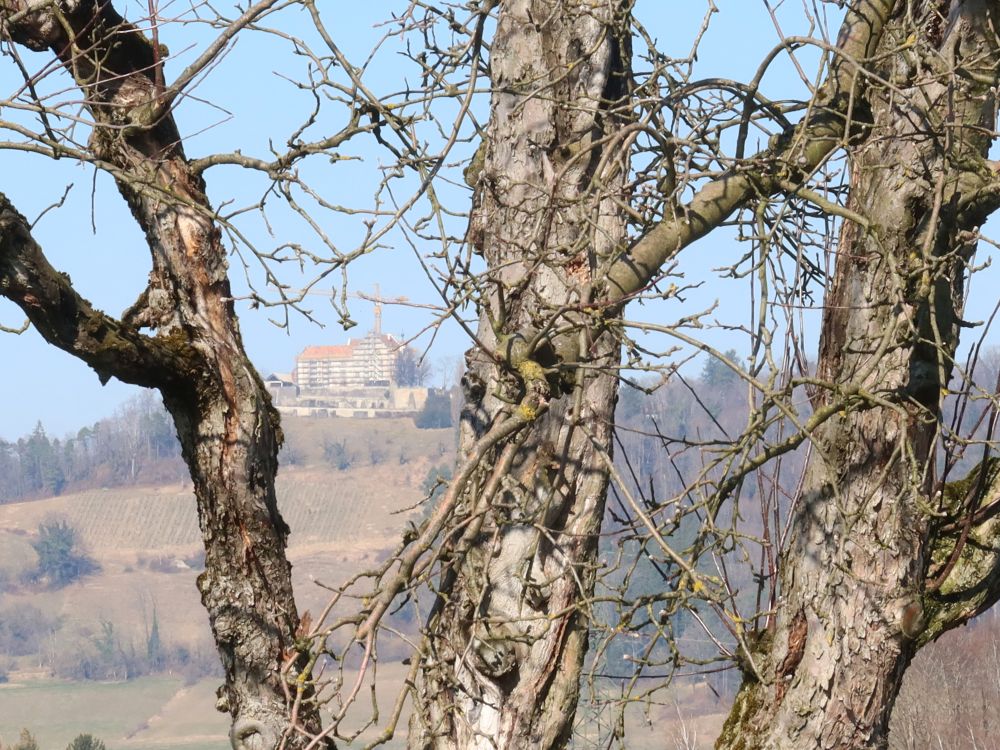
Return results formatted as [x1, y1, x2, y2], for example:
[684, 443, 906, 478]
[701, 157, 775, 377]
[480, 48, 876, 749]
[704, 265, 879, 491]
[328, 1, 1000, 748]
[5, 1, 1000, 750]
[403, 3, 632, 746]
[0, 1, 370, 746]
[713, 3, 1000, 746]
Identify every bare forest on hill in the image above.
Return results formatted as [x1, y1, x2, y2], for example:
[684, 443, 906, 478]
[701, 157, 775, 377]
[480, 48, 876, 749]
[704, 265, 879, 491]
[0, 395, 184, 502]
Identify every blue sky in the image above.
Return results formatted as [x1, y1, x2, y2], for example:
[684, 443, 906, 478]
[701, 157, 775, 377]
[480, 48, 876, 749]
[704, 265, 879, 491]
[1, 1, 997, 441]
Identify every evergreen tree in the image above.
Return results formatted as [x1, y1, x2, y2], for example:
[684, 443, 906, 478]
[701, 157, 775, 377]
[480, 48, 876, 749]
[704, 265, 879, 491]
[700, 349, 744, 388]
[67, 735, 106, 750]
[30, 520, 98, 587]
[11, 730, 38, 750]
[146, 605, 163, 670]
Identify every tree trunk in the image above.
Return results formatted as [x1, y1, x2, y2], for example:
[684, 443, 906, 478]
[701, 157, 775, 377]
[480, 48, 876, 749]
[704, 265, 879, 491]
[717, 3, 1000, 748]
[0, 3, 319, 746]
[165, 356, 305, 750]
[406, 1, 632, 747]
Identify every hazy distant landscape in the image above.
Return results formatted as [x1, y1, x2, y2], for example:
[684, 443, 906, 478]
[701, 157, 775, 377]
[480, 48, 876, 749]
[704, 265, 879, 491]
[0, 414, 454, 750]
[4, 380, 1000, 749]
[0, 387, 742, 750]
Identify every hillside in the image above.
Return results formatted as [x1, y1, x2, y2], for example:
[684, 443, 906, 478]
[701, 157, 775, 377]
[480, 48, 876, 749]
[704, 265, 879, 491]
[0, 471, 428, 555]
[0, 415, 455, 750]
[1, 384, 993, 749]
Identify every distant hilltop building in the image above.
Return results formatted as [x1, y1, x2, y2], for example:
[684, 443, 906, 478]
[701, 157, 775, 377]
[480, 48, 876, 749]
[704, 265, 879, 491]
[295, 329, 399, 389]
[266, 305, 430, 419]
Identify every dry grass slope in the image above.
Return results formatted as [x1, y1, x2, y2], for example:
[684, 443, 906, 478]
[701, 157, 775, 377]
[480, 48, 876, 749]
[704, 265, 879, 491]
[0, 416, 454, 749]
[0, 416, 453, 556]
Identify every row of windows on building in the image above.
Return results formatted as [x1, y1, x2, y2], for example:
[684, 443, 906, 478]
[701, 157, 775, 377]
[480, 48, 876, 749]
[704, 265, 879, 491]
[294, 331, 401, 389]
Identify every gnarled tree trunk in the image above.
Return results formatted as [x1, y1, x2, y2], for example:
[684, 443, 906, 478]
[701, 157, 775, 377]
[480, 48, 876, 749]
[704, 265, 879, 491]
[717, 2, 1000, 747]
[0, 3, 319, 747]
[406, 1, 632, 747]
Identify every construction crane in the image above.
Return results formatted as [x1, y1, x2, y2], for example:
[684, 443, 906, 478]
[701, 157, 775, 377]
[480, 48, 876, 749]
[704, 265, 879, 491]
[290, 284, 409, 336]
[347, 284, 409, 336]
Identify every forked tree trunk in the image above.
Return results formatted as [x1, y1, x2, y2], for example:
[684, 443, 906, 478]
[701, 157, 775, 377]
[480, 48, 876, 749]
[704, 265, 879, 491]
[0, 3, 319, 747]
[717, 3, 1000, 748]
[407, 1, 632, 747]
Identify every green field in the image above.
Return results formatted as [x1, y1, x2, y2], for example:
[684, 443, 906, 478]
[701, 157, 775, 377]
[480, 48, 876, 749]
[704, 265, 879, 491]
[0, 677, 227, 750]
[0, 665, 422, 750]
[0, 658, 723, 750]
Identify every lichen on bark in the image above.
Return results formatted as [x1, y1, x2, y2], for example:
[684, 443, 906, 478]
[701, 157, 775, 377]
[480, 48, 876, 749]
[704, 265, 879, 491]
[920, 457, 1000, 647]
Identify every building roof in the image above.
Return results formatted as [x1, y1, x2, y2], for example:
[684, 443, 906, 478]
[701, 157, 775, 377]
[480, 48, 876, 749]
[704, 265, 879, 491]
[296, 332, 403, 362]
[298, 344, 355, 360]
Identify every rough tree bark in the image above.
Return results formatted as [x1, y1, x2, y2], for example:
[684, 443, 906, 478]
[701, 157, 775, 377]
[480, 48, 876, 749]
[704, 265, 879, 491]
[404, 1, 632, 747]
[0, 3, 319, 747]
[395, 1, 1000, 745]
[393, 2, 978, 748]
[7, 2, 1000, 748]
[717, 2, 1000, 748]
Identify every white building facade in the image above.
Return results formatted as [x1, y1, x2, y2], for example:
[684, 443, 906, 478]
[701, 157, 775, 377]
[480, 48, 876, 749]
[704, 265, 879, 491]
[295, 331, 400, 389]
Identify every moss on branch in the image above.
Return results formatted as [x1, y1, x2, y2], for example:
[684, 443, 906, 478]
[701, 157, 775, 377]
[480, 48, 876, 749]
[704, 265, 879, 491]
[919, 457, 1000, 647]
[0, 193, 179, 389]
